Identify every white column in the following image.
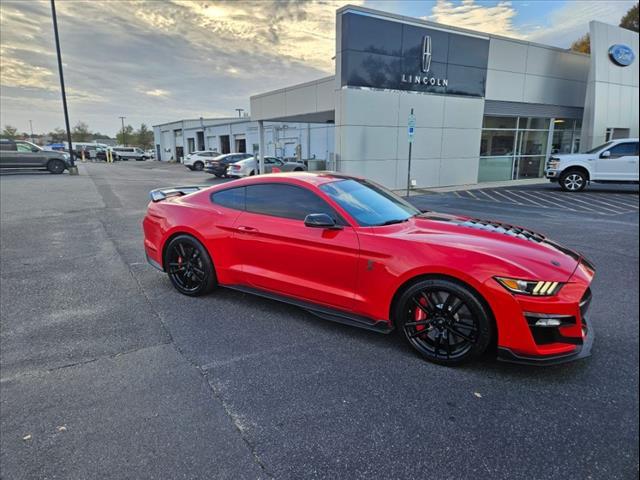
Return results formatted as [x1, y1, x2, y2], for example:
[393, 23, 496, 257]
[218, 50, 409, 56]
[258, 120, 265, 175]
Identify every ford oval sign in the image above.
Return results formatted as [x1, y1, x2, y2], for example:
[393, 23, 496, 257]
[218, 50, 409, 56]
[608, 44, 635, 66]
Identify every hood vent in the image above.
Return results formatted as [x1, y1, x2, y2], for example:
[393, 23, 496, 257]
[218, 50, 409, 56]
[460, 219, 546, 243]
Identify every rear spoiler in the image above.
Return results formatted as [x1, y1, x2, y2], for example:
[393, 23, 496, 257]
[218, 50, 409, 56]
[149, 185, 208, 202]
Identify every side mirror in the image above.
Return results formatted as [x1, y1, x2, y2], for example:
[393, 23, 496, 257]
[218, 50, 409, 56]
[304, 213, 340, 229]
[600, 150, 611, 158]
[32, 147, 40, 153]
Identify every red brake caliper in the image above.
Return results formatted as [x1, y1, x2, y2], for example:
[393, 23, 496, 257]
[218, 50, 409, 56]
[415, 297, 428, 332]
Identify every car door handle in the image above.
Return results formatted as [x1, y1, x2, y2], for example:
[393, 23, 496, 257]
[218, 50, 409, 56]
[237, 225, 259, 234]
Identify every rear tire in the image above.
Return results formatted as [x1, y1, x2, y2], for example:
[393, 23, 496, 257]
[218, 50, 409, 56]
[559, 169, 587, 192]
[47, 159, 66, 174]
[164, 235, 216, 296]
[193, 161, 204, 171]
[394, 278, 493, 366]
[249, 170, 255, 176]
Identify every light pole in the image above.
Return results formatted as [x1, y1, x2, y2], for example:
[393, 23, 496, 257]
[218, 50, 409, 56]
[119, 116, 126, 146]
[50, 0, 77, 174]
[29, 120, 34, 143]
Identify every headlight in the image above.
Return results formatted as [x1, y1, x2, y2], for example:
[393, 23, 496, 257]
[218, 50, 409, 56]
[495, 277, 563, 296]
[62, 153, 70, 160]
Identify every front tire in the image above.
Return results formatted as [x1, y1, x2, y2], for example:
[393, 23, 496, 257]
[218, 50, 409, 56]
[193, 161, 204, 171]
[47, 159, 66, 174]
[394, 278, 493, 366]
[164, 235, 216, 296]
[559, 169, 587, 192]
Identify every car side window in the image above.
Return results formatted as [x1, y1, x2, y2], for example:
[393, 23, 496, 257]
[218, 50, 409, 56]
[607, 142, 638, 158]
[244, 183, 341, 222]
[15, 142, 33, 152]
[211, 187, 245, 211]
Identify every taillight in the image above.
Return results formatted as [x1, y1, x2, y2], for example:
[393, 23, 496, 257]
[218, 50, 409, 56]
[232, 165, 241, 170]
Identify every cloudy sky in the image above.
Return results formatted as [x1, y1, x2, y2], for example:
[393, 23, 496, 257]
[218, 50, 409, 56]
[0, 0, 636, 136]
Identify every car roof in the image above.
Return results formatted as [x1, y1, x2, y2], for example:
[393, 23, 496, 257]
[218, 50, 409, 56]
[215, 171, 362, 188]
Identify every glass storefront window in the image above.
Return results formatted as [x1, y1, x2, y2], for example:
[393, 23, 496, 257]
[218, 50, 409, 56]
[517, 130, 548, 156]
[478, 156, 514, 182]
[480, 130, 515, 156]
[478, 115, 562, 182]
[482, 116, 517, 129]
[519, 117, 549, 130]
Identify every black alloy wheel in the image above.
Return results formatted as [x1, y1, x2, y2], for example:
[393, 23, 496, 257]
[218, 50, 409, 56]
[559, 169, 587, 192]
[193, 161, 204, 171]
[47, 159, 66, 174]
[395, 279, 493, 365]
[164, 235, 216, 296]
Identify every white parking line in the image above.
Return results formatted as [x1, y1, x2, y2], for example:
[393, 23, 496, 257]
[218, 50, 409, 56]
[504, 190, 549, 208]
[515, 190, 576, 210]
[477, 189, 500, 202]
[581, 194, 639, 209]
[490, 189, 525, 205]
[543, 191, 625, 214]
[580, 195, 639, 211]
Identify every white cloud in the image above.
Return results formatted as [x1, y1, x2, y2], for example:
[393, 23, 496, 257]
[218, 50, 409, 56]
[426, 0, 522, 38]
[144, 89, 170, 97]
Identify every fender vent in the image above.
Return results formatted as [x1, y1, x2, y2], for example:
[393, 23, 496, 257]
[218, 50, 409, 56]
[460, 219, 546, 243]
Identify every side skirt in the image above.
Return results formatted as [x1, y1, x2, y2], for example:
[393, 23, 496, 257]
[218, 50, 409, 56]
[224, 284, 393, 334]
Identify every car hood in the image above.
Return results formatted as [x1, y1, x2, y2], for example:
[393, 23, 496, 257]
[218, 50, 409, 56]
[552, 153, 592, 162]
[380, 212, 583, 281]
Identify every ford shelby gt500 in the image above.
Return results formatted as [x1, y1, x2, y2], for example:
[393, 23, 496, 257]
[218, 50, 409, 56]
[143, 172, 594, 366]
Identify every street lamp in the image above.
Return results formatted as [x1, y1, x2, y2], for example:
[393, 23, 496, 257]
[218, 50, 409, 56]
[50, 0, 78, 174]
[119, 116, 126, 146]
[29, 120, 34, 144]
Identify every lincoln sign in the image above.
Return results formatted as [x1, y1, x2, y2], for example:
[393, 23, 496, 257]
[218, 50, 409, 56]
[340, 11, 490, 97]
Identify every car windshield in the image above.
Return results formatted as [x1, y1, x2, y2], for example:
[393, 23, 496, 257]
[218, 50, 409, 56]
[319, 178, 420, 227]
[586, 141, 614, 154]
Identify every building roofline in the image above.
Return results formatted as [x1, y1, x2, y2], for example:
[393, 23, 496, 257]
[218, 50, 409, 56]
[153, 117, 251, 128]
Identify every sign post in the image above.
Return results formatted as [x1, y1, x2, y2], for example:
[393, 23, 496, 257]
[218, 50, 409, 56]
[406, 108, 416, 197]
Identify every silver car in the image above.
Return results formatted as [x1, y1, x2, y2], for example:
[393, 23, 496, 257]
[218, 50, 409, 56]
[0, 139, 71, 174]
[227, 156, 307, 177]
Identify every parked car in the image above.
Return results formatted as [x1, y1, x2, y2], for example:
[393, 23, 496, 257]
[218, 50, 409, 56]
[227, 156, 307, 177]
[95, 147, 119, 161]
[184, 150, 219, 171]
[112, 146, 147, 161]
[204, 153, 253, 177]
[0, 139, 72, 174]
[143, 172, 594, 367]
[545, 138, 639, 191]
[145, 149, 155, 159]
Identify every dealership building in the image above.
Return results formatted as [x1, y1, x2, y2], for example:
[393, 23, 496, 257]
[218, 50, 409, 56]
[247, 5, 638, 190]
[153, 116, 334, 165]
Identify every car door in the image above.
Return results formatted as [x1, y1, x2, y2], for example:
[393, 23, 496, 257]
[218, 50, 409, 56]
[0, 140, 19, 168]
[14, 141, 41, 167]
[595, 142, 638, 181]
[234, 183, 360, 310]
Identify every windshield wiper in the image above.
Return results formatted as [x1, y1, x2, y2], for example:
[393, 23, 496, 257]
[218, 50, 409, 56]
[377, 218, 409, 226]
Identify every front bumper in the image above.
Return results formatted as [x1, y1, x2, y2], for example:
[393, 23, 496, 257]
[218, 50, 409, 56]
[545, 168, 560, 179]
[487, 258, 595, 366]
[497, 323, 593, 366]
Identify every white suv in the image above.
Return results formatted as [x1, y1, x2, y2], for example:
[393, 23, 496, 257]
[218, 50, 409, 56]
[184, 150, 219, 171]
[545, 138, 639, 191]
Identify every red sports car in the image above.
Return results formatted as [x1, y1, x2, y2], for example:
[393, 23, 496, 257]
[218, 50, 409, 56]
[143, 173, 594, 366]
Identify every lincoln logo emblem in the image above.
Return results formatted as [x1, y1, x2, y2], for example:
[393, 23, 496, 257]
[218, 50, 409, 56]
[421, 35, 432, 73]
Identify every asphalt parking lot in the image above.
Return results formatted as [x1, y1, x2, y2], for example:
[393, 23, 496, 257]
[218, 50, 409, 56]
[1, 161, 638, 479]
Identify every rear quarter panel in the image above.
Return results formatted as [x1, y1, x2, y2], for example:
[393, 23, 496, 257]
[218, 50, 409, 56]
[143, 193, 244, 283]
